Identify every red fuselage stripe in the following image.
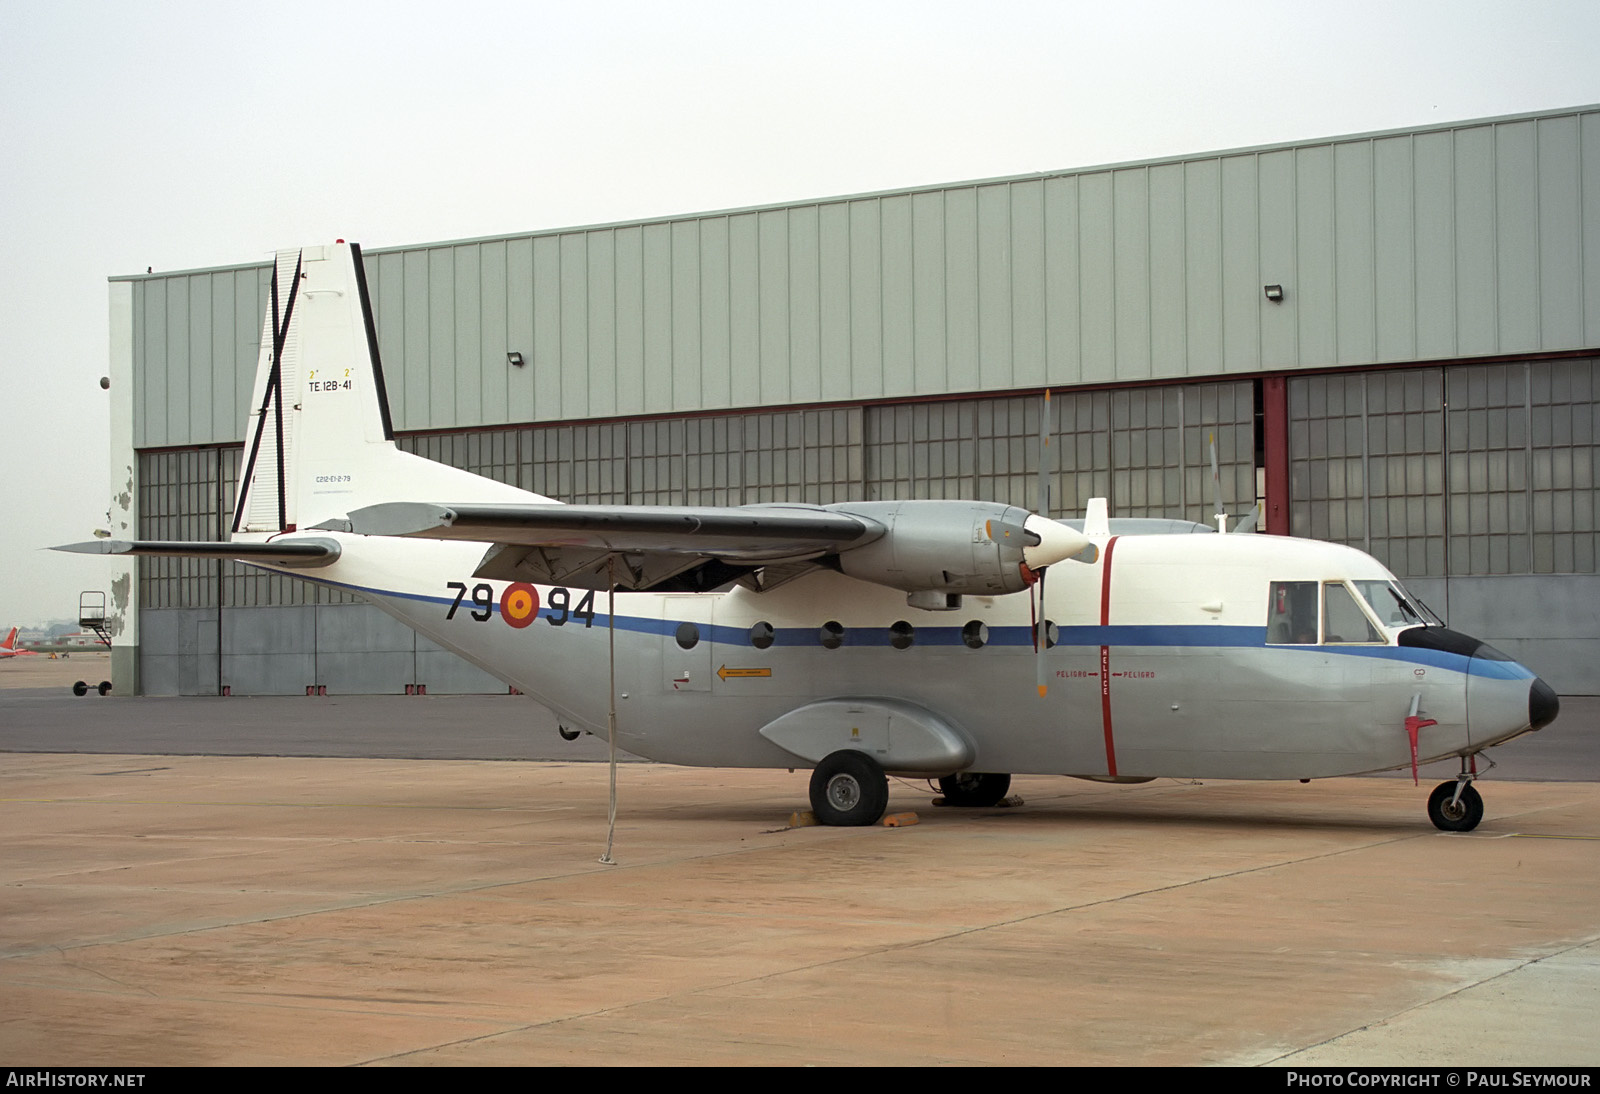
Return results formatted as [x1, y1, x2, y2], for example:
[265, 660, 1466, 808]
[1099, 536, 1120, 777]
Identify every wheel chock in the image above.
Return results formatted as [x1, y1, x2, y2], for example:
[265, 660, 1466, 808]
[789, 810, 920, 828]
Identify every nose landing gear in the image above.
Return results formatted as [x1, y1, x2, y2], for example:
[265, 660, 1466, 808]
[1427, 755, 1485, 832]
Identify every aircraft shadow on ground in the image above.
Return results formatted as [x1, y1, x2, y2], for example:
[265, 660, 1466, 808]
[600, 792, 1430, 835]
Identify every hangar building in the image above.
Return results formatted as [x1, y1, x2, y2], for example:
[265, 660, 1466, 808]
[106, 104, 1600, 695]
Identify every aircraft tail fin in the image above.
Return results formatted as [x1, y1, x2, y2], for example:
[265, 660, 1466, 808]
[230, 244, 535, 538]
[1, 627, 16, 650]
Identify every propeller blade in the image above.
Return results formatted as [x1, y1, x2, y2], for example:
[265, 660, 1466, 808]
[1036, 567, 1049, 698]
[1037, 389, 1053, 519]
[985, 518, 1040, 548]
[1033, 387, 1061, 700]
[1209, 430, 1227, 533]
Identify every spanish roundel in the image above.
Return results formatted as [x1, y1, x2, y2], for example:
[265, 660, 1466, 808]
[500, 582, 540, 628]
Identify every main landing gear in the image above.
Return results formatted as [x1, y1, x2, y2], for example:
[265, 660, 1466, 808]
[809, 750, 889, 826]
[936, 772, 1012, 808]
[1427, 756, 1485, 833]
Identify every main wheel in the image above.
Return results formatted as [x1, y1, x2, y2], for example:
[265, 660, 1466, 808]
[558, 725, 581, 741]
[1427, 781, 1484, 832]
[72, 681, 88, 697]
[937, 772, 1011, 807]
[809, 750, 889, 827]
[97, 681, 113, 696]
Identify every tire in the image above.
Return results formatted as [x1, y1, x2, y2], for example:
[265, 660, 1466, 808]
[558, 725, 581, 741]
[1427, 781, 1484, 833]
[808, 750, 889, 827]
[72, 681, 88, 697]
[937, 772, 1012, 807]
[97, 681, 113, 696]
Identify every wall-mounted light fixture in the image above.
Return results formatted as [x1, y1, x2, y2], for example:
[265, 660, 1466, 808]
[1263, 284, 1284, 303]
[507, 351, 525, 367]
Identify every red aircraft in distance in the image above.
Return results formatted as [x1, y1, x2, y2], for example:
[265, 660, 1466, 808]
[0, 627, 40, 658]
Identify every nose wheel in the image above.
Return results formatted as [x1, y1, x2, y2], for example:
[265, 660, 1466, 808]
[1427, 777, 1484, 832]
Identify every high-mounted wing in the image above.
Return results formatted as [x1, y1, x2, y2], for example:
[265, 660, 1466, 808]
[319, 502, 882, 592]
[323, 499, 1090, 596]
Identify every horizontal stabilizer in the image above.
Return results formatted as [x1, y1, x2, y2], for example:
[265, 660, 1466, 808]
[52, 538, 342, 569]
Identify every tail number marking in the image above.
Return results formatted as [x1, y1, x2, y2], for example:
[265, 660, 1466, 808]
[307, 369, 354, 394]
[446, 581, 493, 622]
[444, 583, 594, 628]
[544, 587, 596, 628]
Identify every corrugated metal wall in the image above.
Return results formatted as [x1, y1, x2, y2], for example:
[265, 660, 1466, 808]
[128, 107, 1600, 450]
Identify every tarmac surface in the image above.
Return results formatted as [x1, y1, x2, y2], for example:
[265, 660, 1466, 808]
[3, 654, 1598, 1066]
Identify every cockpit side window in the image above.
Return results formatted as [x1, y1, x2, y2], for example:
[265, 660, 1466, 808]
[1323, 582, 1384, 644]
[1267, 581, 1319, 644]
[1352, 579, 1437, 628]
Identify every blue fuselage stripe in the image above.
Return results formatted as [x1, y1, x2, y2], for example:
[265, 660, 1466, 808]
[312, 575, 1528, 681]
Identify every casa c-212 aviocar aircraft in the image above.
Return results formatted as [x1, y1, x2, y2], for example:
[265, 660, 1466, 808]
[60, 242, 1560, 831]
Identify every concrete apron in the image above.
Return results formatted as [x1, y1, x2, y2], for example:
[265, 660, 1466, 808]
[3, 754, 1598, 1066]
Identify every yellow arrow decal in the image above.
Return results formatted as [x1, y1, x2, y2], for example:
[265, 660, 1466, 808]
[717, 664, 772, 681]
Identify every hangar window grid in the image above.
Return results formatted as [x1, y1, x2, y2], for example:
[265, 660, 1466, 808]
[1288, 357, 1599, 578]
[138, 447, 357, 609]
[136, 358, 1596, 611]
[1525, 358, 1598, 573]
[1368, 370, 1448, 578]
[866, 400, 979, 502]
[861, 386, 1253, 522]
[1447, 363, 1528, 574]
[137, 448, 223, 610]
[400, 407, 866, 510]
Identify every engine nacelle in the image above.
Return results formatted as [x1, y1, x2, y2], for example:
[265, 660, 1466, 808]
[826, 500, 1076, 596]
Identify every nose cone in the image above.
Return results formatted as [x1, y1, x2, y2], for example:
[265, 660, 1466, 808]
[1529, 677, 1560, 731]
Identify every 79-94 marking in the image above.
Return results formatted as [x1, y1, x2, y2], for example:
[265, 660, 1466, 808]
[445, 582, 595, 627]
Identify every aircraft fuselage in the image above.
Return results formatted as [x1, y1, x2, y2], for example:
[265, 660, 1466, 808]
[271, 527, 1551, 785]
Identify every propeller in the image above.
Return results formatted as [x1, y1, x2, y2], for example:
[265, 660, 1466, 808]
[1209, 430, 1227, 533]
[1035, 390, 1053, 698]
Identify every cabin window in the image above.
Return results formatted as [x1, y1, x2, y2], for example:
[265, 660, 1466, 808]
[749, 621, 775, 650]
[962, 621, 988, 649]
[889, 621, 915, 650]
[819, 621, 844, 650]
[1267, 581, 1319, 644]
[1322, 583, 1383, 644]
[675, 622, 699, 650]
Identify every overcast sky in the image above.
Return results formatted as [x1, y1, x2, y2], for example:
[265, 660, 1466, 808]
[2, 0, 1598, 626]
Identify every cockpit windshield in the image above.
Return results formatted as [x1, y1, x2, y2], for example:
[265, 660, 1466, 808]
[1351, 580, 1442, 628]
